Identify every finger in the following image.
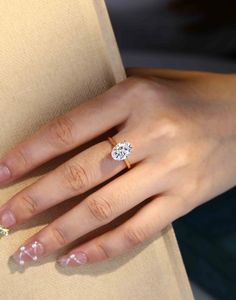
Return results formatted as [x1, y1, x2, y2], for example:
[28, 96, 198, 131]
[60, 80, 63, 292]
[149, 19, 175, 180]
[0, 82, 131, 184]
[10, 161, 166, 266]
[0, 124, 146, 228]
[57, 194, 186, 267]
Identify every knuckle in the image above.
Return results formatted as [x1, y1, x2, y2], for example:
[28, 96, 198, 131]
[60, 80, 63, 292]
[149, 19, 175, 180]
[96, 243, 111, 260]
[63, 162, 89, 192]
[128, 77, 157, 100]
[86, 196, 113, 223]
[127, 76, 157, 91]
[162, 147, 190, 172]
[49, 116, 74, 146]
[123, 225, 148, 247]
[51, 226, 68, 247]
[117, 77, 160, 109]
[128, 76, 168, 101]
[19, 193, 38, 216]
[14, 147, 30, 170]
[126, 76, 150, 91]
[158, 117, 180, 138]
[170, 148, 190, 169]
[145, 117, 181, 144]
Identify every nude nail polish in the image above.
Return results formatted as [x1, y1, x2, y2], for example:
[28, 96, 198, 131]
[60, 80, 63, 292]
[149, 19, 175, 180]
[11, 241, 44, 266]
[0, 163, 11, 183]
[57, 251, 88, 267]
[0, 209, 16, 228]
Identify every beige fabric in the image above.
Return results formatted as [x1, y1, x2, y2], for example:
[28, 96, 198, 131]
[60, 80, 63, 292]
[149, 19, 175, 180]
[0, 1, 194, 299]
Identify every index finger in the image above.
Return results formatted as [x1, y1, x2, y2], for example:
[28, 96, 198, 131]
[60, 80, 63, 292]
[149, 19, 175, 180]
[0, 83, 131, 185]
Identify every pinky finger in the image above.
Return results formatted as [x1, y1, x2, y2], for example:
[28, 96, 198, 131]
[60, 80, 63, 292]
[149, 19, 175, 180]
[56, 194, 186, 267]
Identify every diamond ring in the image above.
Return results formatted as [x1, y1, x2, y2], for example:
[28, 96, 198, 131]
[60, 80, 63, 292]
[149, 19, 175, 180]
[107, 136, 133, 169]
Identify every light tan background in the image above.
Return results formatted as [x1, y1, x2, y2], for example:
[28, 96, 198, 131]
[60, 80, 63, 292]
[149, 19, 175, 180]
[0, 1, 193, 299]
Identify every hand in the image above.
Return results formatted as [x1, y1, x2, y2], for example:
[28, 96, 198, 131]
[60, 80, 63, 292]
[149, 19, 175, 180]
[0, 69, 236, 267]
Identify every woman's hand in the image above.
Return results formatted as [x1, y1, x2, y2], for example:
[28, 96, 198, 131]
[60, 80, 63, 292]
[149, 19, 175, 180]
[0, 69, 236, 267]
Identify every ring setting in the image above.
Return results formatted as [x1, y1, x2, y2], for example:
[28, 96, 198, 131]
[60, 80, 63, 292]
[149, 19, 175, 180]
[111, 140, 133, 160]
[108, 137, 133, 169]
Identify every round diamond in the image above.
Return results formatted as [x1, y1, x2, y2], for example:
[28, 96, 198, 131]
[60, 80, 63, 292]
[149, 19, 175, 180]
[111, 140, 133, 161]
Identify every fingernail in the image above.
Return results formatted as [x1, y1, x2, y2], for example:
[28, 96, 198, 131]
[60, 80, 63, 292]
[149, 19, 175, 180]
[0, 209, 16, 228]
[57, 251, 88, 268]
[0, 163, 11, 183]
[11, 240, 44, 266]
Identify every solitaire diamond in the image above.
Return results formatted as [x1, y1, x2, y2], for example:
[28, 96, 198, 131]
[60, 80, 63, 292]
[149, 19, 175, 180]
[111, 140, 133, 161]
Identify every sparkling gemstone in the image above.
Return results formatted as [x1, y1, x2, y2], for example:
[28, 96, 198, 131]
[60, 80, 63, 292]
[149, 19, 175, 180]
[111, 140, 133, 161]
[0, 225, 9, 237]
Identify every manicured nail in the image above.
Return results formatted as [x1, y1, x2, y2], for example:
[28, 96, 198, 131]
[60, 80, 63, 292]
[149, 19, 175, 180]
[0, 163, 11, 183]
[57, 251, 88, 267]
[11, 241, 44, 266]
[0, 209, 16, 228]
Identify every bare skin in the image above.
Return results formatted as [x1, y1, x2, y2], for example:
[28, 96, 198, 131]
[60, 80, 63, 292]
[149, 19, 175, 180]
[0, 68, 235, 267]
